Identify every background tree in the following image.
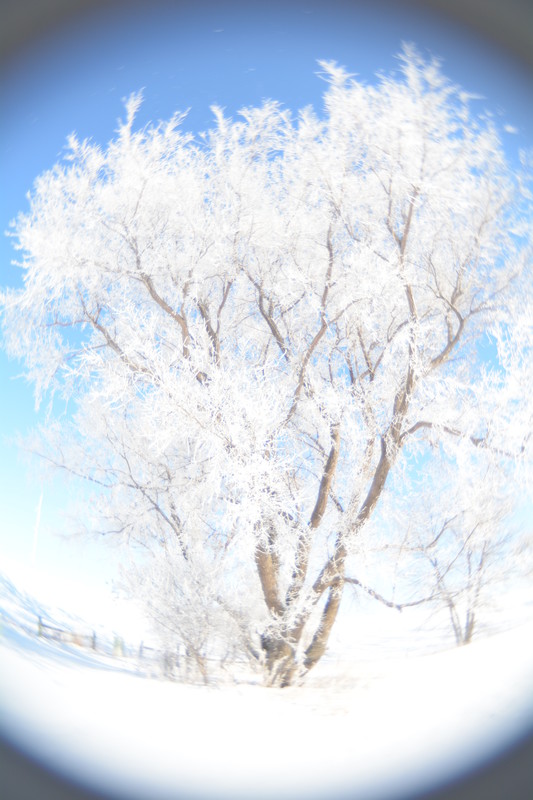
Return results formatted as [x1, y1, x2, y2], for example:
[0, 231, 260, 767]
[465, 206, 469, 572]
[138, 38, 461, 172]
[366, 438, 532, 647]
[1, 47, 531, 686]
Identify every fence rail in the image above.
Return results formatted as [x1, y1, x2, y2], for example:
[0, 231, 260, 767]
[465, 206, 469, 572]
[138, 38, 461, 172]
[35, 615, 161, 661]
[30, 612, 526, 689]
[37, 616, 98, 649]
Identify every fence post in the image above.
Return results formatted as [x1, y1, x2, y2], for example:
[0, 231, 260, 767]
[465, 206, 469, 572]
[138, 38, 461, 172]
[113, 635, 124, 657]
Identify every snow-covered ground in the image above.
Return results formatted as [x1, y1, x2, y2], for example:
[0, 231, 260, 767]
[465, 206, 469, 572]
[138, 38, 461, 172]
[1, 572, 532, 800]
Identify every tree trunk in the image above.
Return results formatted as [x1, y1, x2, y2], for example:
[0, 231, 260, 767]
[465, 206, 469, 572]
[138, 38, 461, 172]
[259, 582, 345, 687]
[304, 583, 344, 671]
[260, 632, 297, 687]
[463, 610, 476, 644]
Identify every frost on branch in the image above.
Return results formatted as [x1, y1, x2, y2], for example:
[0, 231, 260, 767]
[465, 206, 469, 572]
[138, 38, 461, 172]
[1, 47, 531, 686]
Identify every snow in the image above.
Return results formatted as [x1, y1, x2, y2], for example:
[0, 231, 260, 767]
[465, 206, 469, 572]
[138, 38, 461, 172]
[0, 555, 153, 642]
[1, 576, 532, 800]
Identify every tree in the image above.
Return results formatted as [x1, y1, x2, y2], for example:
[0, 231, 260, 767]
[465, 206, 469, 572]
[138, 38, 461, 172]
[1, 47, 531, 686]
[369, 438, 532, 647]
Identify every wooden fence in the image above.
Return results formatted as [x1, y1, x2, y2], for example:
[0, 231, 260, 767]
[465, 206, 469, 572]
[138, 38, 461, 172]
[37, 616, 98, 649]
[35, 616, 160, 661]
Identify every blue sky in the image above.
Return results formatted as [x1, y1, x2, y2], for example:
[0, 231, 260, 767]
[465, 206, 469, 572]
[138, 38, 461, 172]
[0, 0, 531, 612]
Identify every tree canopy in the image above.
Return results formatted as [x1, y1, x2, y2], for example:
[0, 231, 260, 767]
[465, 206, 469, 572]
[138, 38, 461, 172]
[2, 47, 531, 686]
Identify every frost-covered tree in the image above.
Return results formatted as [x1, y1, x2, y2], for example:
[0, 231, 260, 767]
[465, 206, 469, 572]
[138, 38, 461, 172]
[2, 48, 532, 686]
[371, 439, 532, 646]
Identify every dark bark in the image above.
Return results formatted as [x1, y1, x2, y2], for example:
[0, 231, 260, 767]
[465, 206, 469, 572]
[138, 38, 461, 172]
[255, 525, 284, 617]
[259, 427, 398, 685]
[258, 425, 343, 685]
[255, 203, 428, 685]
[304, 582, 344, 671]
[260, 633, 296, 687]
[309, 423, 341, 528]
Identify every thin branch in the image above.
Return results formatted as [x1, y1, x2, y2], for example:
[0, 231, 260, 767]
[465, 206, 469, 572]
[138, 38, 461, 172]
[357, 328, 375, 381]
[309, 423, 341, 529]
[399, 419, 523, 458]
[249, 276, 290, 363]
[28, 449, 115, 489]
[139, 272, 191, 358]
[343, 576, 438, 610]
[285, 423, 341, 607]
[285, 319, 327, 422]
[120, 449, 189, 560]
[430, 314, 465, 369]
[216, 280, 233, 335]
[79, 295, 153, 379]
[197, 300, 220, 363]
